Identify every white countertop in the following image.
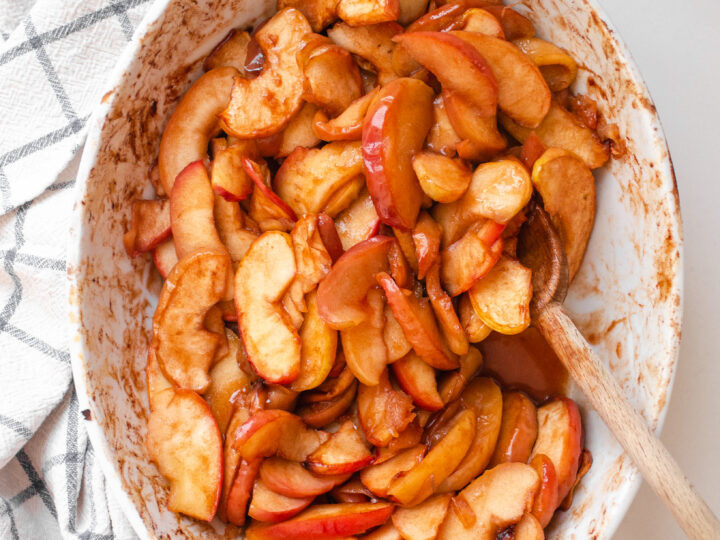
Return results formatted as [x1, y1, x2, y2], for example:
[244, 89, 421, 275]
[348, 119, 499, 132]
[596, 0, 720, 537]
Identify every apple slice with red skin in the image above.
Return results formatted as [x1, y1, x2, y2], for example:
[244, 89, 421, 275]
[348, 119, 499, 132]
[152, 250, 229, 392]
[357, 369, 415, 447]
[336, 189, 381, 251]
[362, 77, 434, 230]
[436, 462, 540, 540]
[225, 457, 261, 526]
[528, 453, 558, 527]
[425, 263, 469, 355]
[214, 195, 257, 263]
[146, 388, 223, 521]
[440, 221, 505, 297]
[387, 408, 476, 505]
[437, 346, 484, 404]
[307, 420, 375, 475]
[360, 444, 426, 498]
[245, 502, 395, 540]
[260, 457, 350, 498]
[244, 157, 298, 222]
[235, 231, 302, 384]
[234, 409, 329, 462]
[249, 478, 314, 523]
[374, 420, 423, 464]
[313, 87, 381, 142]
[220, 9, 311, 138]
[124, 199, 171, 256]
[303, 364, 356, 404]
[211, 140, 256, 201]
[317, 213, 345, 261]
[388, 239, 413, 289]
[392, 493, 453, 540]
[331, 478, 375, 504]
[529, 397, 582, 504]
[489, 392, 538, 467]
[264, 384, 300, 411]
[437, 377, 503, 493]
[394, 32, 497, 117]
[411, 211, 442, 280]
[340, 286, 388, 386]
[298, 380, 358, 428]
[392, 352, 443, 411]
[377, 272, 459, 370]
[442, 90, 507, 162]
[152, 238, 178, 278]
[317, 235, 395, 330]
[405, 2, 465, 32]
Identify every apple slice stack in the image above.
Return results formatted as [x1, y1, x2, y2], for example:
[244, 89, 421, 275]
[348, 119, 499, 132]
[124, 1, 619, 536]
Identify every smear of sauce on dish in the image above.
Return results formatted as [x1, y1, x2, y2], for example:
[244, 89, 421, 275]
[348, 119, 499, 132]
[478, 326, 568, 403]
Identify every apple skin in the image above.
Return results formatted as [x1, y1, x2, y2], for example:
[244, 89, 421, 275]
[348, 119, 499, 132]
[306, 420, 375, 475]
[123, 198, 171, 257]
[392, 352, 443, 411]
[260, 457, 350, 498]
[243, 157, 298, 221]
[248, 478, 314, 523]
[362, 77, 434, 230]
[245, 502, 395, 540]
[225, 458, 261, 526]
[489, 391, 538, 467]
[528, 453, 559, 528]
[360, 444, 426, 498]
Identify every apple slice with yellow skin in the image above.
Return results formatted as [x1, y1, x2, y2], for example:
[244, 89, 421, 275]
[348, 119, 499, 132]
[211, 140, 256, 201]
[437, 463, 540, 540]
[246, 502, 395, 540]
[260, 457, 350, 498]
[301, 42, 363, 117]
[204, 328, 254, 433]
[436, 377, 502, 492]
[425, 95, 462, 158]
[394, 32, 497, 118]
[235, 231, 301, 383]
[411, 210, 442, 280]
[528, 454, 558, 528]
[499, 101, 609, 169]
[317, 235, 395, 330]
[387, 408, 476, 505]
[460, 8, 505, 38]
[152, 250, 229, 392]
[152, 238, 178, 278]
[290, 290, 338, 392]
[275, 141, 364, 218]
[214, 195, 257, 263]
[357, 369, 415, 447]
[362, 78, 434, 230]
[392, 493, 453, 540]
[437, 346, 484, 404]
[514, 37, 578, 92]
[158, 66, 237, 194]
[313, 87, 381, 142]
[337, 0, 400, 26]
[530, 398, 582, 504]
[307, 420, 375, 475]
[249, 478, 314, 523]
[360, 444, 426, 498]
[328, 22, 403, 85]
[412, 153, 471, 205]
[278, 0, 338, 32]
[362, 522, 402, 540]
[451, 31, 550, 128]
[426, 263, 469, 356]
[531, 147, 596, 281]
[234, 409, 329, 462]
[123, 199, 170, 257]
[392, 352, 443, 411]
[335, 189, 381, 251]
[298, 380, 358, 428]
[147, 388, 223, 521]
[442, 90, 507, 162]
[220, 9, 311, 138]
[384, 304, 412, 362]
[225, 457, 262, 526]
[378, 272, 459, 370]
[514, 513, 545, 540]
[489, 392, 538, 467]
[467, 255, 532, 335]
[341, 286, 388, 386]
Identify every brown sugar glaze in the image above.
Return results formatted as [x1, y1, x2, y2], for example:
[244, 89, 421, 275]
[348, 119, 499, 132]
[478, 326, 568, 404]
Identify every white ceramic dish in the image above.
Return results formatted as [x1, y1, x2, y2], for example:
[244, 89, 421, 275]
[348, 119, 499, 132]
[67, 0, 682, 538]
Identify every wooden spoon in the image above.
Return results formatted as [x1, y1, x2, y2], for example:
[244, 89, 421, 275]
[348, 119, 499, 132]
[517, 201, 720, 539]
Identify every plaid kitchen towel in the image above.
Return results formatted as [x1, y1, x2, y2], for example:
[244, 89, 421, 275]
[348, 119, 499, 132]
[0, 0, 154, 538]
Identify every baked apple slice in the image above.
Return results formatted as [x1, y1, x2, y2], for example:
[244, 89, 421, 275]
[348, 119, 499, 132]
[313, 87, 381, 142]
[357, 369, 415, 447]
[298, 380, 358, 428]
[152, 250, 230, 392]
[384, 305, 412, 362]
[460, 8, 505, 37]
[204, 29, 252, 73]
[412, 153, 471, 205]
[392, 493, 452, 540]
[235, 231, 301, 383]
[436, 462, 540, 539]
[317, 213, 345, 262]
[482, 5, 535, 41]
[245, 502, 395, 540]
[260, 457, 350, 498]
[514, 512, 545, 540]
[467, 255, 532, 335]
[530, 398, 583, 503]
[442, 90, 507, 162]
[303, 363, 356, 403]
[214, 195, 257, 262]
[514, 37, 578, 92]
[341, 287, 388, 386]
[249, 478, 314, 523]
[210, 140, 256, 201]
[225, 458, 261, 526]
[362, 77, 435, 230]
[152, 238, 178, 278]
[307, 420, 375, 475]
[123, 199, 171, 256]
[146, 388, 222, 521]
[335, 189, 381, 251]
[489, 391, 538, 466]
[360, 444, 426, 498]
[425, 95, 463, 158]
[337, 0, 400, 26]
[528, 453, 559, 527]
[317, 235, 395, 329]
[437, 346, 484, 404]
[425, 263, 469, 355]
[220, 9, 312, 138]
[458, 295, 492, 344]
[392, 352, 443, 411]
[291, 291, 338, 392]
[278, 0, 338, 32]
[363, 522, 403, 540]
[411, 210, 442, 280]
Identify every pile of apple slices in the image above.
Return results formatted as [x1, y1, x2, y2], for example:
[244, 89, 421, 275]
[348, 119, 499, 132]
[123, 1, 618, 537]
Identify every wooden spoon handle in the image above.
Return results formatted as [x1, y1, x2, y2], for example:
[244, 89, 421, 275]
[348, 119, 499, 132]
[536, 302, 720, 540]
